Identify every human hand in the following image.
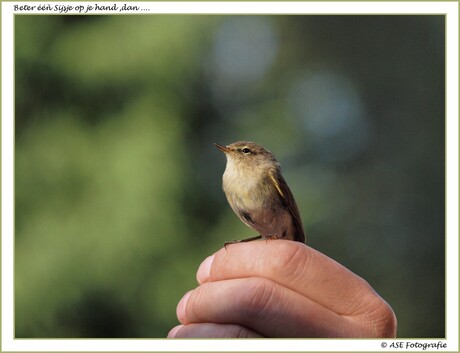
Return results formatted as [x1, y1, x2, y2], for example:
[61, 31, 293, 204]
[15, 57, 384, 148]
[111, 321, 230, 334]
[168, 240, 397, 338]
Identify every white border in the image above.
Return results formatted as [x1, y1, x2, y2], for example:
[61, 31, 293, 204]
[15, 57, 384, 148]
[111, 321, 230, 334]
[2, 2, 458, 352]
[2, 1, 460, 14]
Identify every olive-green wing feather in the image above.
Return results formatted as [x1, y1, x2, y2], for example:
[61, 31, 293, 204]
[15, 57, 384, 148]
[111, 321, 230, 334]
[269, 170, 306, 243]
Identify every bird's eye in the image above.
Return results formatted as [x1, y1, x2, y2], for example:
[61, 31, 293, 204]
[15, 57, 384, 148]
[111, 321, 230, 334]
[242, 148, 251, 154]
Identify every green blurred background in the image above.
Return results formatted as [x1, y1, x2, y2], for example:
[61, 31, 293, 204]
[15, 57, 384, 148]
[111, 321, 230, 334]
[15, 15, 445, 338]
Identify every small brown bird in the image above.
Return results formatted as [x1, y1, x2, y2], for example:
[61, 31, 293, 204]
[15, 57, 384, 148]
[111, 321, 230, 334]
[215, 141, 305, 244]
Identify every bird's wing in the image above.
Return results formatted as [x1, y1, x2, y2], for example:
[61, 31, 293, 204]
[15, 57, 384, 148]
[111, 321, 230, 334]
[269, 170, 306, 243]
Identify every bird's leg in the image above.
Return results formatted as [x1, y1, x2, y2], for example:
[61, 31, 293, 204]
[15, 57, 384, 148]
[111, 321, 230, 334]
[265, 234, 280, 242]
[224, 235, 263, 249]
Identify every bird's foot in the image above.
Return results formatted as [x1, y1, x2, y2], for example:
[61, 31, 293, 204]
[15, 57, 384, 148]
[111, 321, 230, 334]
[264, 234, 280, 242]
[223, 235, 263, 249]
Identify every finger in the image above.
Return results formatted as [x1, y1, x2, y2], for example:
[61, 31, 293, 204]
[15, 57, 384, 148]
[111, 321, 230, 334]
[179, 277, 364, 337]
[168, 323, 263, 338]
[197, 240, 380, 316]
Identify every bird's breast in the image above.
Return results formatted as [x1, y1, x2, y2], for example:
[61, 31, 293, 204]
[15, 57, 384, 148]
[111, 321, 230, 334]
[222, 160, 275, 211]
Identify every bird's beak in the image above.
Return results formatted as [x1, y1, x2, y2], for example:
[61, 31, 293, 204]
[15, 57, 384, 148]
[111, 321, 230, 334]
[214, 143, 231, 153]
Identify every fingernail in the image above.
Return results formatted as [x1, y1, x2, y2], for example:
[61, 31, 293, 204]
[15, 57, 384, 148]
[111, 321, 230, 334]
[167, 325, 183, 338]
[176, 290, 192, 323]
[197, 255, 214, 284]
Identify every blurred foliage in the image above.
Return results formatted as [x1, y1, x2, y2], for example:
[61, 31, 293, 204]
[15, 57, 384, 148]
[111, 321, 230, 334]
[15, 15, 444, 338]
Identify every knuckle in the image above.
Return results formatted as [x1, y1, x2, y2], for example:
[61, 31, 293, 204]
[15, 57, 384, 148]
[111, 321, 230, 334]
[274, 241, 305, 266]
[232, 325, 259, 338]
[354, 295, 398, 337]
[185, 285, 209, 323]
[272, 241, 309, 280]
[239, 278, 278, 319]
[374, 302, 397, 337]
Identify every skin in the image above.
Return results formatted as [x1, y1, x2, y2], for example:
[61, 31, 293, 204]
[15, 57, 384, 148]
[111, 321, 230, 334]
[168, 240, 397, 338]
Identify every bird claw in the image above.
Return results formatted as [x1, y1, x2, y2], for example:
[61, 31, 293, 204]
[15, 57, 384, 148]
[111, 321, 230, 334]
[224, 240, 238, 250]
[265, 234, 279, 242]
[223, 235, 263, 249]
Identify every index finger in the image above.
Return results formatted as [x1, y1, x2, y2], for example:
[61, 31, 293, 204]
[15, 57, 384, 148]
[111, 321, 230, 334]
[197, 240, 381, 317]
